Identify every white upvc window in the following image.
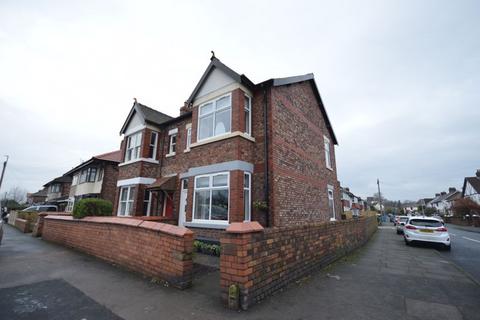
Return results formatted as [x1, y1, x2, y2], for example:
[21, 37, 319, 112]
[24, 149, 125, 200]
[328, 185, 336, 221]
[244, 95, 252, 135]
[168, 134, 177, 155]
[72, 174, 79, 186]
[125, 132, 142, 162]
[185, 126, 192, 151]
[143, 190, 152, 216]
[197, 94, 232, 141]
[148, 131, 158, 159]
[97, 168, 104, 181]
[244, 172, 251, 221]
[118, 186, 136, 216]
[50, 184, 60, 193]
[324, 135, 332, 170]
[193, 172, 229, 223]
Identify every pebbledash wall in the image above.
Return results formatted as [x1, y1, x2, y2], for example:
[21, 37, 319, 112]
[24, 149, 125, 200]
[42, 216, 194, 289]
[220, 216, 378, 310]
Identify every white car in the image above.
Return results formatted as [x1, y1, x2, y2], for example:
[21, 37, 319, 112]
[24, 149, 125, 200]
[396, 216, 410, 234]
[403, 217, 451, 250]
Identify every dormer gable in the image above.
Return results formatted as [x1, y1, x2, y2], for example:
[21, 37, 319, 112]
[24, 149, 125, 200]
[120, 101, 173, 135]
[186, 55, 254, 107]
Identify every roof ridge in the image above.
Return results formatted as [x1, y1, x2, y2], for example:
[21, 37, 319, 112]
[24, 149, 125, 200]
[94, 150, 121, 158]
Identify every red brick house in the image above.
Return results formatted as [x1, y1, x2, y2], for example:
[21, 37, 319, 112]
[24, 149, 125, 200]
[113, 56, 341, 239]
[64, 150, 121, 212]
[44, 176, 72, 211]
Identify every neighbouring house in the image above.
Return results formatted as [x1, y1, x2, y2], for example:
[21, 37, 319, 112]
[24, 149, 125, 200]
[64, 150, 121, 212]
[418, 198, 433, 210]
[341, 187, 353, 212]
[429, 188, 459, 216]
[43, 176, 72, 211]
[26, 188, 48, 205]
[461, 170, 480, 205]
[113, 55, 341, 240]
[445, 189, 461, 216]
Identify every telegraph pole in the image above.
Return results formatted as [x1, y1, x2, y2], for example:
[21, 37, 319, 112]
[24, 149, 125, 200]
[377, 178, 383, 216]
[0, 155, 8, 193]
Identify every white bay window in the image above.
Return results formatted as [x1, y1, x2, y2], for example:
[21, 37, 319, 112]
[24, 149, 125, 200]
[193, 172, 229, 222]
[244, 172, 251, 221]
[198, 94, 231, 141]
[118, 186, 136, 216]
[125, 132, 142, 162]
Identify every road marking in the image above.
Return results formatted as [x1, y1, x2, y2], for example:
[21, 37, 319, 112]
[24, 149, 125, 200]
[462, 236, 480, 243]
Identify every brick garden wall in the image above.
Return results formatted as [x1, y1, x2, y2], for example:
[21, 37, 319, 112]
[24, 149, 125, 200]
[42, 216, 194, 289]
[220, 216, 378, 309]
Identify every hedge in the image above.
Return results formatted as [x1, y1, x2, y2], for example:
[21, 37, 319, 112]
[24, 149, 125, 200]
[72, 198, 113, 219]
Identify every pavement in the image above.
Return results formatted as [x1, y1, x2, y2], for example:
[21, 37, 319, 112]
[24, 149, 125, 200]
[1, 223, 479, 320]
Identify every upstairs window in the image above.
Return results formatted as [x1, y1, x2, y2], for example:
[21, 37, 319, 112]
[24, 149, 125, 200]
[244, 95, 252, 135]
[198, 94, 231, 141]
[185, 126, 192, 151]
[97, 168, 104, 181]
[50, 184, 60, 193]
[125, 132, 142, 162]
[148, 131, 158, 159]
[72, 174, 79, 185]
[87, 168, 97, 182]
[168, 128, 177, 155]
[324, 135, 332, 169]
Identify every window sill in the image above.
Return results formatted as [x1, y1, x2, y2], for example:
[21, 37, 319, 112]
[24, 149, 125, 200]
[119, 158, 159, 167]
[190, 131, 255, 149]
[184, 221, 229, 229]
[165, 153, 176, 158]
[183, 149, 190, 153]
[326, 166, 334, 172]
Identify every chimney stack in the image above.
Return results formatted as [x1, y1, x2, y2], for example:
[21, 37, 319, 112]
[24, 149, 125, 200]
[476, 169, 480, 178]
[435, 193, 440, 197]
[345, 187, 350, 192]
[179, 101, 192, 115]
[448, 187, 456, 193]
[441, 191, 446, 196]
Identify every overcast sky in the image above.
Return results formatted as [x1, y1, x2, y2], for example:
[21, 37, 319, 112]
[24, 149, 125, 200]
[0, 0, 479, 201]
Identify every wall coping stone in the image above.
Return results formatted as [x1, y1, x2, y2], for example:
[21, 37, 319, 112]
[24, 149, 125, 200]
[226, 221, 264, 234]
[45, 215, 193, 237]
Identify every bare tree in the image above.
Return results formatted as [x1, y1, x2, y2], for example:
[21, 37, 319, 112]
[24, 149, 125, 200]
[8, 186, 28, 204]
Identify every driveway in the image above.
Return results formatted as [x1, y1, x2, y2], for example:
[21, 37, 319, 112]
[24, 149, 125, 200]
[1, 223, 479, 320]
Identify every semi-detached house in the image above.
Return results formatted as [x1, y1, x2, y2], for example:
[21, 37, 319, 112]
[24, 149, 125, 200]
[114, 56, 341, 240]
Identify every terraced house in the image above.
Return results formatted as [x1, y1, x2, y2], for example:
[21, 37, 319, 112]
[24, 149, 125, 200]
[113, 56, 341, 239]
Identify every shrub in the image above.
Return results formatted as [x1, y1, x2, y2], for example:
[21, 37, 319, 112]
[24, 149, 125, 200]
[17, 211, 39, 225]
[452, 198, 480, 218]
[72, 198, 113, 219]
[193, 240, 221, 256]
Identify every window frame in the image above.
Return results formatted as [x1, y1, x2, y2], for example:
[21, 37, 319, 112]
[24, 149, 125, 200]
[244, 172, 251, 221]
[66, 197, 75, 212]
[244, 94, 252, 136]
[72, 174, 79, 186]
[185, 126, 192, 151]
[118, 186, 135, 216]
[125, 131, 143, 162]
[168, 133, 177, 155]
[148, 131, 158, 160]
[324, 135, 332, 170]
[197, 93, 232, 142]
[327, 185, 336, 221]
[192, 172, 230, 224]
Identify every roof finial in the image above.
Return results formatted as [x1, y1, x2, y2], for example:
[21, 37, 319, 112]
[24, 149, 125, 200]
[133, 97, 137, 104]
[210, 50, 215, 60]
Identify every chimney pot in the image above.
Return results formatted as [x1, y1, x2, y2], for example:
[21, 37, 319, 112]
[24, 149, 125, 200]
[448, 187, 456, 193]
[435, 193, 440, 197]
[476, 169, 480, 178]
[441, 192, 446, 196]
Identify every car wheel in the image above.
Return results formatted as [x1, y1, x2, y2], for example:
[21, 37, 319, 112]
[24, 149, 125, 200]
[444, 244, 451, 251]
[405, 239, 410, 246]
[396, 230, 401, 235]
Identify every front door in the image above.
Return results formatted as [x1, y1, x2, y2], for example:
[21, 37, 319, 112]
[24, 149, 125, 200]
[179, 179, 188, 226]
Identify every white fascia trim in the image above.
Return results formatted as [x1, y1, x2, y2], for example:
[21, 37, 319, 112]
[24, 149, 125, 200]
[193, 83, 253, 106]
[118, 158, 160, 167]
[124, 124, 146, 137]
[117, 177, 156, 187]
[190, 131, 255, 149]
[183, 221, 228, 230]
[165, 153, 176, 158]
[168, 128, 178, 135]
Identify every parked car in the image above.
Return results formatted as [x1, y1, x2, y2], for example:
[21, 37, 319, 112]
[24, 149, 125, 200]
[22, 205, 58, 212]
[395, 216, 409, 234]
[403, 217, 450, 250]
